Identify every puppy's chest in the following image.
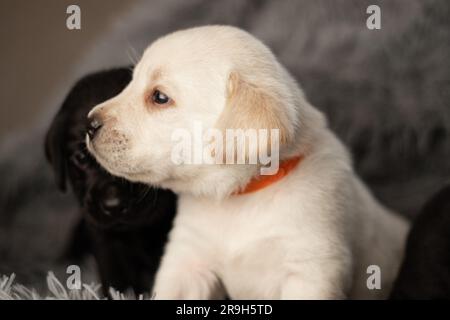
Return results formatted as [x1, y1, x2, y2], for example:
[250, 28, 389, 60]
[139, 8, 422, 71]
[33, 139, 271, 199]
[177, 194, 288, 245]
[176, 195, 296, 298]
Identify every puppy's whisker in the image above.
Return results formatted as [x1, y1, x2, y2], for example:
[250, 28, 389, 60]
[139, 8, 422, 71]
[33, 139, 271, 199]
[126, 44, 140, 67]
[151, 188, 158, 207]
[136, 185, 152, 203]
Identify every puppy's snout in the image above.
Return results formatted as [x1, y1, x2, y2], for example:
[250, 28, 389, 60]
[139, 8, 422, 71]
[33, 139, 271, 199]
[87, 115, 103, 139]
[100, 184, 129, 216]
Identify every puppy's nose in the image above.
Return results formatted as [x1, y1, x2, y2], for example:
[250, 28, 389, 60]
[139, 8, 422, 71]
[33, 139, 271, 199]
[87, 116, 103, 139]
[100, 184, 129, 216]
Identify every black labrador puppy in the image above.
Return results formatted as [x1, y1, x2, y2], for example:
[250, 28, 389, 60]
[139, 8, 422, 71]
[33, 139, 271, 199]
[390, 183, 450, 299]
[45, 68, 177, 295]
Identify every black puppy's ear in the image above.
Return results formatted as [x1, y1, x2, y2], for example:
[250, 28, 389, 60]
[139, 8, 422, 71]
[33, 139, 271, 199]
[45, 113, 68, 192]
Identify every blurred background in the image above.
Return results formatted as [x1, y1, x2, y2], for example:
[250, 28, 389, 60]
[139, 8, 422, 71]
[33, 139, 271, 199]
[0, 0, 134, 139]
[0, 0, 449, 293]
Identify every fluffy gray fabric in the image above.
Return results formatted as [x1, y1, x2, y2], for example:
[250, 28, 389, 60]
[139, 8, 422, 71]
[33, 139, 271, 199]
[0, 0, 449, 295]
[0, 273, 139, 300]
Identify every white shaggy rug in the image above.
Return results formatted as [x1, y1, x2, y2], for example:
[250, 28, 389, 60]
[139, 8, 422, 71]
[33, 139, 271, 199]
[0, 273, 146, 300]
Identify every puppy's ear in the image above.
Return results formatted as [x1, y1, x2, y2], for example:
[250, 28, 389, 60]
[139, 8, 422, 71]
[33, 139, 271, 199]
[44, 113, 68, 192]
[218, 71, 294, 144]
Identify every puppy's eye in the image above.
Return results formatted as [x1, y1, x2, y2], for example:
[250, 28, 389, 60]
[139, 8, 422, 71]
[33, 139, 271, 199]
[71, 150, 89, 168]
[152, 90, 170, 104]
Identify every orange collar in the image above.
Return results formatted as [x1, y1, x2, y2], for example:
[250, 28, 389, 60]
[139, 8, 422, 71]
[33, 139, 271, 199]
[234, 155, 303, 196]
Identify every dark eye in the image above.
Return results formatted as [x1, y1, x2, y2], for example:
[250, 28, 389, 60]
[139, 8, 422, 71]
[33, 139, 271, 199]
[152, 90, 170, 104]
[71, 150, 89, 168]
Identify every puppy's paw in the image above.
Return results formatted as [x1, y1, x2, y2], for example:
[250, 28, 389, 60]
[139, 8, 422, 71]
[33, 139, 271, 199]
[153, 266, 224, 299]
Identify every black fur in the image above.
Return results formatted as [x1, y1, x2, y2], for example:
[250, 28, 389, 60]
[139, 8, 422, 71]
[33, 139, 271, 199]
[45, 68, 177, 295]
[390, 183, 450, 299]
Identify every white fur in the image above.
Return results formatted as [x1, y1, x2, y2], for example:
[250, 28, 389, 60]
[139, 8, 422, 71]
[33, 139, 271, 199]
[87, 26, 409, 299]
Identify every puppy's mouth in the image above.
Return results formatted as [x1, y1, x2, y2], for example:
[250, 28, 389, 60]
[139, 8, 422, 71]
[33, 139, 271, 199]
[85, 134, 116, 174]
[86, 134, 155, 182]
[85, 134, 101, 161]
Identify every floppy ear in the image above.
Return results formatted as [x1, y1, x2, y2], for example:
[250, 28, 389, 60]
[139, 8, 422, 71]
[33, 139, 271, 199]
[44, 112, 68, 192]
[218, 71, 294, 144]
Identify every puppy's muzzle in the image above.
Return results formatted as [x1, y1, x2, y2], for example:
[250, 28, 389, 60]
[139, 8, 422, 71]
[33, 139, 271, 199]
[99, 183, 130, 217]
[87, 115, 103, 139]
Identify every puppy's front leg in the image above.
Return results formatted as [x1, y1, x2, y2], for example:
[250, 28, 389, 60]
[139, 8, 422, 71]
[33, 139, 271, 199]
[280, 257, 352, 299]
[152, 249, 225, 299]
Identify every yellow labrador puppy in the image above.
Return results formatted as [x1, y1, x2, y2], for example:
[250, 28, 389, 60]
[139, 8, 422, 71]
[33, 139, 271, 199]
[87, 26, 409, 299]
